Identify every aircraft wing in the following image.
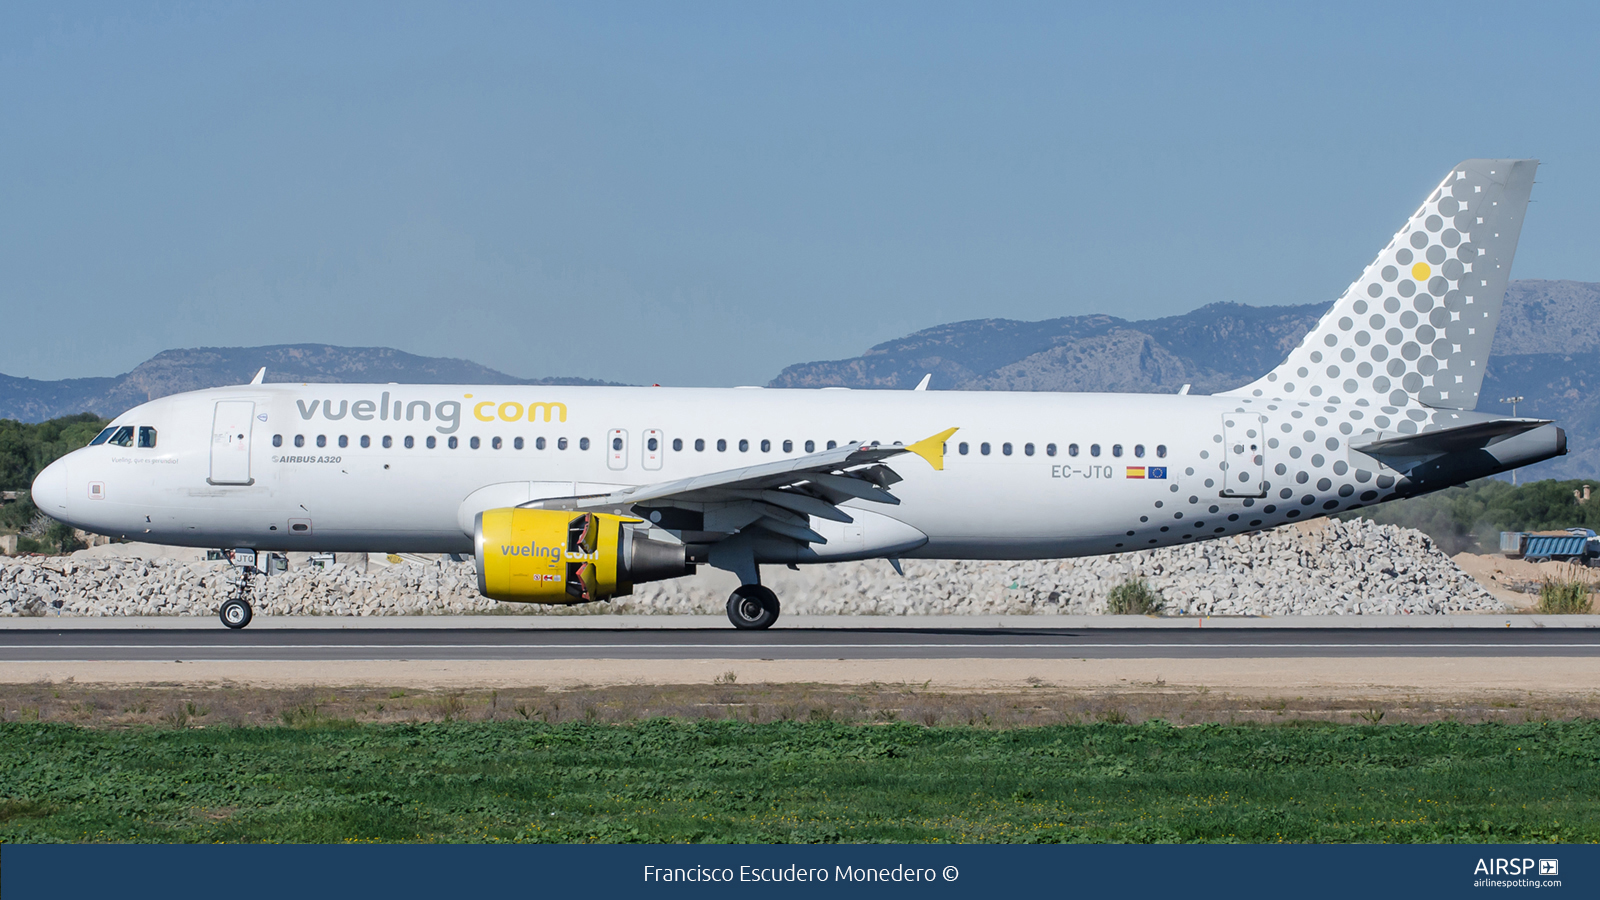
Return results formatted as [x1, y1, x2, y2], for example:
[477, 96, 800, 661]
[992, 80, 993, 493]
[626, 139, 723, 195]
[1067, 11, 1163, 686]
[523, 427, 957, 545]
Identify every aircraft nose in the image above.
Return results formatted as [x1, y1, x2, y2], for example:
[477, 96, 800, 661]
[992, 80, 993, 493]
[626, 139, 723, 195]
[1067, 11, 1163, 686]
[31, 457, 70, 518]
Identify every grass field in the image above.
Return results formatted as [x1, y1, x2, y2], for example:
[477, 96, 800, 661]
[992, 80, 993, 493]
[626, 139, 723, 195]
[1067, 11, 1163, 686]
[1, 716, 1596, 843]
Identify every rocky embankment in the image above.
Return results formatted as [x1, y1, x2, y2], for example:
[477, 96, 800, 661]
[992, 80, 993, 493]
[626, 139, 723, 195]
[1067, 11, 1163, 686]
[0, 518, 1500, 617]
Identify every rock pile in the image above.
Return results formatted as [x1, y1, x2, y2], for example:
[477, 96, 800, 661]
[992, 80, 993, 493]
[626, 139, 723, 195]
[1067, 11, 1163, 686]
[0, 517, 1501, 617]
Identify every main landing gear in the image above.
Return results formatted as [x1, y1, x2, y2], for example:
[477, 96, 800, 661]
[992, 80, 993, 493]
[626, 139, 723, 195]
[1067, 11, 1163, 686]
[726, 584, 780, 630]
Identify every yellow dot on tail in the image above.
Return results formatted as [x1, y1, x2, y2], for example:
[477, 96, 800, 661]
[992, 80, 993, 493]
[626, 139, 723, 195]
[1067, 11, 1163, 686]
[1411, 262, 1431, 280]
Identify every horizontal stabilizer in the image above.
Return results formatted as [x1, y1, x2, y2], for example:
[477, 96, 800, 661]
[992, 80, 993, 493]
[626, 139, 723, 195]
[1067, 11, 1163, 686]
[1352, 418, 1550, 458]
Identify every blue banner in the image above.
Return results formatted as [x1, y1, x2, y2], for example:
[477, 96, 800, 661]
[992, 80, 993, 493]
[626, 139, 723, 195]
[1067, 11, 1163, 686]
[2, 844, 1593, 899]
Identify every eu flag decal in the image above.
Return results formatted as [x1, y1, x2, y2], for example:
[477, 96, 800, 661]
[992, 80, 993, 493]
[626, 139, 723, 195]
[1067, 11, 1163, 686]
[1148, 467, 1167, 479]
[1125, 467, 1145, 479]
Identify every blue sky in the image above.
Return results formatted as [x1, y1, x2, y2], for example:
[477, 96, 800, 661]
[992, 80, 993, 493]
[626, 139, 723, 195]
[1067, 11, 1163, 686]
[3, 2, 1597, 385]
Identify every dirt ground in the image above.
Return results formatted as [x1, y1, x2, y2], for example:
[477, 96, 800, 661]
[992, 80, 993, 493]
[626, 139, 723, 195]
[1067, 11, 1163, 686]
[2, 678, 1598, 729]
[3, 656, 1599, 717]
[1453, 552, 1598, 609]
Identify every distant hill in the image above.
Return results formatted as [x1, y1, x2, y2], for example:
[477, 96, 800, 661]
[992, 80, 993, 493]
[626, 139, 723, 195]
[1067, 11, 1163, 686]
[769, 280, 1600, 480]
[0, 344, 618, 422]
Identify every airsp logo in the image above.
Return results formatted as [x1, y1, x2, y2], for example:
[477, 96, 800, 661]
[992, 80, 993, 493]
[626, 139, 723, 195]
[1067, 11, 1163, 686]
[1474, 858, 1548, 876]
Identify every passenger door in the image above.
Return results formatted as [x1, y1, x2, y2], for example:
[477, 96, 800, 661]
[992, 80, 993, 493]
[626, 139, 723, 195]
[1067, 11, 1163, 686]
[209, 400, 256, 485]
[1220, 413, 1266, 498]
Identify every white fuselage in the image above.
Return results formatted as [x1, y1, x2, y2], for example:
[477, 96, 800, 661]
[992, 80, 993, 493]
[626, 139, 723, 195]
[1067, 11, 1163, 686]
[33, 382, 1336, 561]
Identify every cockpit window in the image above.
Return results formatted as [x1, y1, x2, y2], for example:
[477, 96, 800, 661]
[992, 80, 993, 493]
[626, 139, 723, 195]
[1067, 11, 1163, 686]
[89, 427, 117, 446]
[137, 427, 157, 448]
[106, 426, 135, 447]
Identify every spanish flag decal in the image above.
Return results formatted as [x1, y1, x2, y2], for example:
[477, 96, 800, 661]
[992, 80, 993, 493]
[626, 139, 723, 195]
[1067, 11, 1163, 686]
[1126, 467, 1145, 479]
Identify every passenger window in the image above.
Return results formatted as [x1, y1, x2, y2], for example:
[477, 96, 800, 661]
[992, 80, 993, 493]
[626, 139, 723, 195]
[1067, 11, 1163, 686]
[1134, 444, 1145, 458]
[672, 438, 683, 451]
[470, 437, 481, 449]
[1090, 444, 1101, 457]
[338, 436, 349, 448]
[449, 437, 459, 449]
[536, 437, 546, 450]
[316, 435, 327, 448]
[1046, 443, 1057, 457]
[1002, 442, 1013, 456]
[514, 437, 524, 450]
[558, 438, 569, 450]
[695, 439, 705, 451]
[1068, 443, 1079, 457]
[782, 440, 792, 453]
[1024, 443, 1034, 456]
[1112, 444, 1123, 457]
[382, 436, 393, 449]
[360, 436, 371, 448]
[137, 427, 157, 448]
[647, 437, 658, 451]
[294, 435, 305, 448]
[272, 435, 283, 448]
[804, 440, 815, 453]
[612, 437, 623, 451]
[958, 442, 969, 455]
[760, 439, 771, 452]
[1156, 444, 1167, 458]
[404, 436, 415, 449]
[739, 439, 749, 452]
[89, 427, 118, 446]
[427, 436, 437, 449]
[826, 440, 837, 450]
[717, 439, 727, 452]
[579, 437, 590, 450]
[980, 442, 991, 456]
[493, 437, 503, 450]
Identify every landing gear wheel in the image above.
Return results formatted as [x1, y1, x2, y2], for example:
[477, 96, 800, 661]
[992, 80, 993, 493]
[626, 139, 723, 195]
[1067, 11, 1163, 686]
[220, 597, 253, 630]
[726, 585, 780, 630]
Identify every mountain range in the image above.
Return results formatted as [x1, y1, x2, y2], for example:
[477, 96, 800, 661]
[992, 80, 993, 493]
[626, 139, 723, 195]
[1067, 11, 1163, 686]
[0, 345, 615, 423]
[769, 280, 1599, 480]
[2, 280, 1593, 480]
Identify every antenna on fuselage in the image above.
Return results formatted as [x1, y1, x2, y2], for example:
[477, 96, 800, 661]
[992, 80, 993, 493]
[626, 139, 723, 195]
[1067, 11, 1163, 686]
[249, 367, 266, 385]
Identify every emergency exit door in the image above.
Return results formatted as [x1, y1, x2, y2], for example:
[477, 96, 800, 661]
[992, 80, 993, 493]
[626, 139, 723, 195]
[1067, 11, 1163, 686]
[209, 400, 255, 485]
[607, 429, 628, 471]
[642, 429, 663, 470]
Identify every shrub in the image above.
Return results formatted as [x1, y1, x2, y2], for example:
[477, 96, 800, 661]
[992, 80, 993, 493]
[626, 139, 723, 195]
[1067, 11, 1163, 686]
[1537, 575, 1596, 614]
[1106, 578, 1165, 615]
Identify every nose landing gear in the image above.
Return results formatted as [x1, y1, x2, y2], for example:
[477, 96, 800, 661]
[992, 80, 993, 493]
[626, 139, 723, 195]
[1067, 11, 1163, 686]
[219, 597, 253, 629]
[726, 584, 780, 630]
[219, 557, 258, 629]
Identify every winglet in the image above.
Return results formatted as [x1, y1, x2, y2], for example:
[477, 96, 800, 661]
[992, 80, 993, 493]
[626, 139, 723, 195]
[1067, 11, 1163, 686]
[250, 367, 266, 385]
[906, 427, 959, 471]
[913, 373, 931, 391]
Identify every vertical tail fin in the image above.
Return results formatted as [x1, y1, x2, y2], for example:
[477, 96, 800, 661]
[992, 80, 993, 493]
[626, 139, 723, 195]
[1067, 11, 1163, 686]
[1226, 159, 1537, 411]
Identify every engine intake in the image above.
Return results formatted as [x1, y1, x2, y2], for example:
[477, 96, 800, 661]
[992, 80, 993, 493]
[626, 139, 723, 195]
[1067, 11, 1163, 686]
[474, 508, 692, 603]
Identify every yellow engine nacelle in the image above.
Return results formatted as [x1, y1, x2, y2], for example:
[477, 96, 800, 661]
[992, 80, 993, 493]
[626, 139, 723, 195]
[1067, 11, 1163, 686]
[474, 508, 691, 604]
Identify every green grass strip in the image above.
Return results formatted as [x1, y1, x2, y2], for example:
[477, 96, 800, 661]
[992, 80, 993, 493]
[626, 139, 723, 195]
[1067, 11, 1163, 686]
[1, 719, 1596, 843]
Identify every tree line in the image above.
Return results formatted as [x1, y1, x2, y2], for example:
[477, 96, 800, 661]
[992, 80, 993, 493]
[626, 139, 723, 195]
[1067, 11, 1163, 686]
[1346, 477, 1600, 555]
[0, 413, 109, 551]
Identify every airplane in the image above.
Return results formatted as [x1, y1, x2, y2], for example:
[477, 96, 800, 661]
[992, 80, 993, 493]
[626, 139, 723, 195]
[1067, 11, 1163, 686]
[31, 159, 1563, 630]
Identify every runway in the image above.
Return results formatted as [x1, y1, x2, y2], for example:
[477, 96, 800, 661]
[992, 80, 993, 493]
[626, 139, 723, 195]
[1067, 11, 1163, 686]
[3, 626, 1599, 662]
